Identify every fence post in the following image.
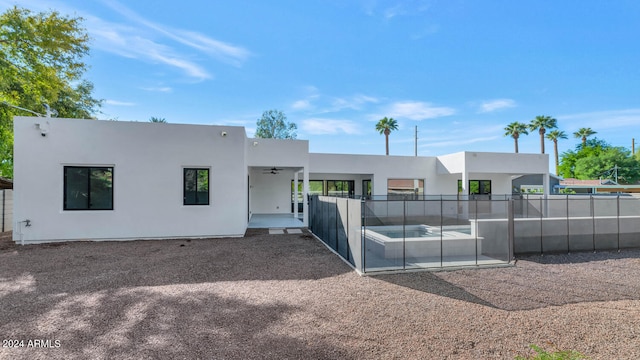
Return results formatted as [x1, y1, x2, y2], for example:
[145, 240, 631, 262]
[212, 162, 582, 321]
[539, 197, 544, 255]
[591, 195, 596, 252]
[440, 197, 444, 268]
[475, 197, 479, 265]
[1, 189, 4, 233]
[361, 199, 366, 273]
[509, 199, 515, 262]
[566, 195, 570, 253]
[617, 195, 620, 252]
[402, 198, 406, 271]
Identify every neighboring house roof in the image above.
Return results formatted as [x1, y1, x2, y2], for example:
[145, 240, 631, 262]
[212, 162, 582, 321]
[0, 177, 12, 189]
[560, 178, 617, 186]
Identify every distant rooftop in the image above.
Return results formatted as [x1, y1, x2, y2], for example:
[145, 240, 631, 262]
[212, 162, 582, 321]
[560, 178, 617, 186]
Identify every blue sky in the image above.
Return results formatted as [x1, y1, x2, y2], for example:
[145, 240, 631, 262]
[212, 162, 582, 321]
[3, 0, 640, 170]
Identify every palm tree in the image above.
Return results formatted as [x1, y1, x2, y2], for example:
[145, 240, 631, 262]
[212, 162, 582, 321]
[375, 117, 399, 156]
[503, 122, 529, 153]
[546, 130, 567, 175]
[573, 127, 597, 146]
[149, 117, 167, 123]
[529, 115, 557, 154]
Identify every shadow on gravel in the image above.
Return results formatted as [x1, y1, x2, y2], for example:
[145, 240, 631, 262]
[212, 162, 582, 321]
[517, 248, 640, 264]
[0, 231, 355, 359]
[0, 231, 350, 289]
[375, 272, 498, 308]
[0, 288, 352, 359]
[374, 249, 640, 311]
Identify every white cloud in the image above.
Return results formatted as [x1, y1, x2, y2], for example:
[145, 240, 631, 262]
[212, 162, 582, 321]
[331, 94, 379, 111]
[102, 0, 250, 66]
[105, 100, 135, 106]
[425, 135, 500, 148]
[67, 0, 252, 80]
[558, 109, 640, 130]
[479, 99, 516, 113]
[301, 119, 360, 135]
[385, 101, 455, 120]
[292, 100, 313, 110]
[140, 86, 172, 93]
[85, 15, 212, 80]
[364, 1, 431, 19]
[290, 88, 378, 114]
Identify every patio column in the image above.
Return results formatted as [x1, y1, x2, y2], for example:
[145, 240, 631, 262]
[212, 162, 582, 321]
[294, 170, 299, 219]
[303, 167, 309, 226]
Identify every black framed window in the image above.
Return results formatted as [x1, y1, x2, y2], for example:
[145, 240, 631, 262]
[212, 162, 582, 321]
[363, 180, 372, 198]
[184, 168, 209, 205]
[458, 180, 491, 194]
[64, 166, 113, 210]
[326, 180, 354, 197]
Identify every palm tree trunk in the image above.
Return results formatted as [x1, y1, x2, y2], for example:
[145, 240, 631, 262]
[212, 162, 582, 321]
[554, 140, 559, 175]
[514, 138, 519, 153]
[384, 129, 390, 155]
[539, 128, 545, 154]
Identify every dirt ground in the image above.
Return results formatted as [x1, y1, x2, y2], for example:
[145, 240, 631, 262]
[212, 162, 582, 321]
[0, 230, 639, 359]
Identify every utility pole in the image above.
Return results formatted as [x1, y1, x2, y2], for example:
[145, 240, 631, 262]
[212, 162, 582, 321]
[633, 138, 635, 155]
[414, 126, 418, 157]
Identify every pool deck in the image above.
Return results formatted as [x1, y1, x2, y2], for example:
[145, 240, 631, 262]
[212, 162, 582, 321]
[248, 213, 305, 229]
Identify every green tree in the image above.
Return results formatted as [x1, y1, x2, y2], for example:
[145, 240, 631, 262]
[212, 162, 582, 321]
[546, 130, 567, 175]
[375, 117, 398, 156]
[574, 147, 640, 184]
[558, 138, 640, 183]
[558, 138, 608, 178]
[255, 109, 297, 139]
[529, 115, 557, 154]
[149, 117, 167, 123]
[0, 6, 101, 178]
[504, 121, 529, 153]
[573, 127, 597, 146]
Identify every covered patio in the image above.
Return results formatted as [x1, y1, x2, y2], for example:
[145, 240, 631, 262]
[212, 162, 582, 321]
[247, 213, 305, 229]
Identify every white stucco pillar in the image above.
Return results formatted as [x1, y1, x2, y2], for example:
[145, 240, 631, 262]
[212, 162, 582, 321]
[294, 170, 299, 219]
[303, 167, 309, 226]
[543, 172, 549, 217]
[461, 171, 468, 196]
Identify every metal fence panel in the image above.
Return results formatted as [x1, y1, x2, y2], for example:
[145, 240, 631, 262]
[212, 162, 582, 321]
[347, 199, 362, 270]
[593, 197, 618, 250]
[403, 200, 442, 269]
[336, 198, 349, 260]
[478, 200, 511, 262]
[363, 200, 404, 272]
[542, 199, 569, 253]
[1, 189, 12, 232]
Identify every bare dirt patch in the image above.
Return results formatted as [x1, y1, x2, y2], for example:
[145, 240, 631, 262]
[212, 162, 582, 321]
[1, 232, 639, 359]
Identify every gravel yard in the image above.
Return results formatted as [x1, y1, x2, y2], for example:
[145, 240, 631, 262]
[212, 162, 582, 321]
[1, 229, 639, 359]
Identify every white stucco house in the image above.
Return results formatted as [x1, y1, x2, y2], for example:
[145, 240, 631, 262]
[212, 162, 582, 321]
[12, 116, 549, 244]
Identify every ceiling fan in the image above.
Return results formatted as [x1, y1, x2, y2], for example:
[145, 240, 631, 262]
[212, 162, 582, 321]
[262, 167, 283, 174]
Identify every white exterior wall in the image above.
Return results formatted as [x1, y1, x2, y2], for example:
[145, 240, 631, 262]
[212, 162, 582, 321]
[437, 152, 549, 195]
[13, 117, 248, 243]
[309, 153, 440, 195]
[12, 117, 550, 244]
